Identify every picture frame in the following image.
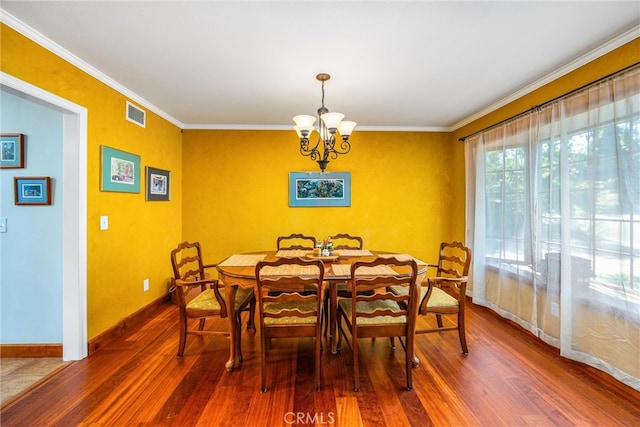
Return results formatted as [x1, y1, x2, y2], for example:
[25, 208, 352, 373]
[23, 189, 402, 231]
[14, 176, 52, 205]
[145, 166, 171, 201]
[1, 133, 25, 168]
[289, 172, 351, 207]
[100, 145, 140, 193]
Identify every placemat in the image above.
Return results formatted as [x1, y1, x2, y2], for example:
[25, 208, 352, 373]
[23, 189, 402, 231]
[337, 249, 373, 257]
[276, 249, 310, 258]
[260, 264, 320, 277]
[378, 253, 427, 266]
[331, 264, 398, 277]
[218, 254, 266, 267]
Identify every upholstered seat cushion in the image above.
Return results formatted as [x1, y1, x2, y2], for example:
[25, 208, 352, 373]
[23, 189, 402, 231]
[389, 284, 458, 308]
[263, 301, 318, 325]
[338, 298, 406, 324]
[186, 287, 253, 312]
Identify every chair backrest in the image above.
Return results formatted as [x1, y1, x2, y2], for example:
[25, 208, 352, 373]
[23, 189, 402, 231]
[276, 233, 317, 250]
[255, 257, 325, 324]
[435, 241, 472, 279]
[349, 256, 419, 326]
[329, 233, 363, 250]
[170, 241, 205, 281]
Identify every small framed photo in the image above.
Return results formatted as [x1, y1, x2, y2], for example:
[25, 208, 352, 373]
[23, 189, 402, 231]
[289, 171, 351, 207]
[1, 133, 25, 168]
[100, 145, 141, 193]
[146, 166, 171, 201]
[14, 176, 52, 205]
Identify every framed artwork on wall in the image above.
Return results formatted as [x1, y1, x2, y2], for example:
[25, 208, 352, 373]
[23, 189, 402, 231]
[1, 133, 25, 169]
[145, 166, 170, 201]
[100, 145, 140, 193]
[289, 171, 351, 207]
[14, 176, 52, 205]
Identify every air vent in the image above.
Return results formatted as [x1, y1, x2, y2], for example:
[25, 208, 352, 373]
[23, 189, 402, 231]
[126, 101, 146, 128]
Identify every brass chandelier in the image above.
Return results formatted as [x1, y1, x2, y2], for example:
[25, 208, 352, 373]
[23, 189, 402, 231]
[293, 73, 356, 172]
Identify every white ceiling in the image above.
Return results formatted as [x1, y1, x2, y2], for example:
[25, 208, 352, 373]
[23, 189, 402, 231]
[2, 1, 639, 131]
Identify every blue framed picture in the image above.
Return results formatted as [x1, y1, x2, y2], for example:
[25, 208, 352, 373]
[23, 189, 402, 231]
[14, 176, 52, 205]
[289, 172, 351, 207]
[1, 133, 25, 169]
[100, 145, 141, 193]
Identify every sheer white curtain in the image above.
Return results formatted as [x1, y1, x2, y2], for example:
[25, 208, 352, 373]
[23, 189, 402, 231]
[465, 65, 640, 390]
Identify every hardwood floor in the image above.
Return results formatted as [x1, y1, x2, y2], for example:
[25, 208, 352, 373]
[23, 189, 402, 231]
[2, 299, 639, 426]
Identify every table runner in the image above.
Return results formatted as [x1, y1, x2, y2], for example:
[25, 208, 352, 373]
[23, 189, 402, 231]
[218, 254, 266, 267]
[336, 249, 373, 257]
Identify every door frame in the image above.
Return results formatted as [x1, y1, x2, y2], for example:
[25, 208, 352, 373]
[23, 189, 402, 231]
[1, 72, 88, 360]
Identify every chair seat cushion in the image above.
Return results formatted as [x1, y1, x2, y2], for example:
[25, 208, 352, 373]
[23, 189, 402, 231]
[264, 301, 318, 325]
[338, 299, 406, 324]
[186, 287, 253, 311]
[388, 285, 458, 308]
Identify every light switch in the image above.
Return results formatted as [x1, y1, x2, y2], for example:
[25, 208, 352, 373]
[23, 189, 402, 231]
[0, 217, 6, 233]
[100, 215, 109, 230]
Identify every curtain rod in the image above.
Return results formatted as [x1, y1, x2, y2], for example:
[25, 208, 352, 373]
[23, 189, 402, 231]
[458, 62, 640, 142]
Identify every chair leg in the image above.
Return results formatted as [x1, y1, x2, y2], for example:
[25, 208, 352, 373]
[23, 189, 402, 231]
[260, 329, 268, 392]
[177, 318, 187, 358]
[405, 333, 413, 391]
[246, 295, 257, 332]
[236, 311, 244, 362]
[389, 337, 396, 350]
[458, 310, 468, 354]
[353, 335, 360, 392]
[198, 318, 206, 331]
[436, 314, 444, 329]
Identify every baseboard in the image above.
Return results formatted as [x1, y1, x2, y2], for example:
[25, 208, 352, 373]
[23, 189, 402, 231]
[0, 344, 63, 358]
[88, 293, 171, 355]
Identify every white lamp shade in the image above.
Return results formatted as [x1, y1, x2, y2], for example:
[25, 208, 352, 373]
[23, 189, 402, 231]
[294, 125, 315, 138]
[320, 112, 345, 129]
[337, 120, 357, 136]
[293, 115, 316, 128]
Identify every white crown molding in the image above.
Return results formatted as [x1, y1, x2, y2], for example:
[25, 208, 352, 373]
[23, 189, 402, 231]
[449, 24, 640, 132]
[0, 9, 185, 129]
[3, 8, 637, 133]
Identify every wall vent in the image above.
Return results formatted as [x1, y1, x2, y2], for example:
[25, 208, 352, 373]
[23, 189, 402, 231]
[126, 101, 146, 128]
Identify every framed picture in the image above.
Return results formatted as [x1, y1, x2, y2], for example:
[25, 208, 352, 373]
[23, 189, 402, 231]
[100, 145, 140, 193]
[14, 176, 52, 205]
[289, 172, 351, 207]
[1, 133, 25, 168]
[145, 166, 170, 201]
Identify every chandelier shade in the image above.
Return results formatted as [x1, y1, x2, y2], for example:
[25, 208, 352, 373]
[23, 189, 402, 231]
[293, 73, 356, 172]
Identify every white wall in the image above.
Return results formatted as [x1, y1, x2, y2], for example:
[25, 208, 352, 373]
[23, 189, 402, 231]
[1, 88, 63, 343]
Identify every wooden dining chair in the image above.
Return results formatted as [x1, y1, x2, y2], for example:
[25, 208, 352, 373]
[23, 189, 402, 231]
[390, 241, 472, 355]
[255, 257, 325, 392]
[170, 241, 255, 359]
[276, 233, 317, 250]
[336, 256, 419, 391]
[323, 233, 368, 336]
[329, 233, 363, 250]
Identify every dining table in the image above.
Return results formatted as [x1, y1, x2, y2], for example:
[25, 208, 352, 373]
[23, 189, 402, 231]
[216, 249, 428, 371]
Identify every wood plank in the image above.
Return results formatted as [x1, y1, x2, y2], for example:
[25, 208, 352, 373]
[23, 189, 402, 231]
[2, 299, 639, 426]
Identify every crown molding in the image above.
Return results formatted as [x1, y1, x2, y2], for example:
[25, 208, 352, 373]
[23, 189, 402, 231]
[0, 9, 185, 129]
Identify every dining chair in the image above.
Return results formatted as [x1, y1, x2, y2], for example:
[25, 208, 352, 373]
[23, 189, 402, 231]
[255, 256, 325, 392]
[390, 241, 472, 354]
[329, 233, 363, 250]
[323, 233, 369, 336]
[170, 241, 255, 359]
[276, 233, 317, 250]
[336, 256, 419, 391]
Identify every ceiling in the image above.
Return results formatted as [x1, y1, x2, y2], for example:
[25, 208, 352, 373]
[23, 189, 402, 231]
[2, 1, 639, 131]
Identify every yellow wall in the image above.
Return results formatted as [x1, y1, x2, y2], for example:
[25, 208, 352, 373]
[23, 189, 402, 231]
[1, 24, 183, 339]
[182, 130, 464, 265]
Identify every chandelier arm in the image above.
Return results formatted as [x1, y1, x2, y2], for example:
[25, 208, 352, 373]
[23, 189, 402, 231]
[299, 136, 322, 162]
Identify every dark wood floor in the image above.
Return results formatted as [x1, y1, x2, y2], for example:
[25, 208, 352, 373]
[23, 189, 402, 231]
[2, 299, 639, 426]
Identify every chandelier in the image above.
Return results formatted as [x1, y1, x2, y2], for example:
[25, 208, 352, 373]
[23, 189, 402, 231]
[293, 73, 356, 172]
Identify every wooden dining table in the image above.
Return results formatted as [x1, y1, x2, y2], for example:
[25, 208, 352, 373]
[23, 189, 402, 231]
[216, 249, 427, 371]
